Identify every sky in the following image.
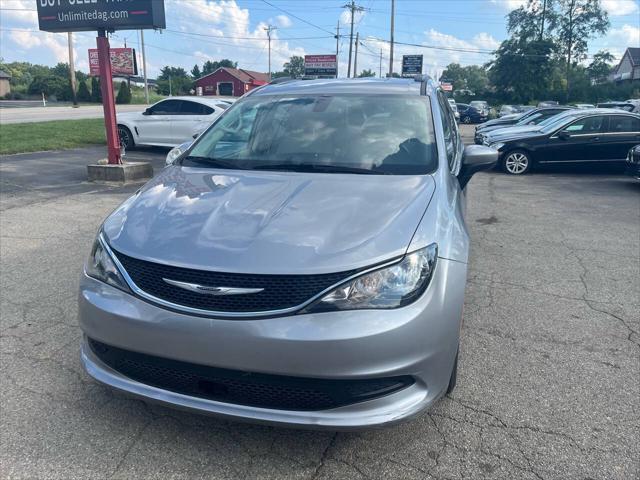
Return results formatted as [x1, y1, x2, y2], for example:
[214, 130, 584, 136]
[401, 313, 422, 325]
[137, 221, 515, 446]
[0, 0, 638, 79]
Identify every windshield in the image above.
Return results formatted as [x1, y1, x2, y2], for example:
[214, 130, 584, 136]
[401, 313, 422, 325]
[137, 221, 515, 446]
[183, 94, 438, 175]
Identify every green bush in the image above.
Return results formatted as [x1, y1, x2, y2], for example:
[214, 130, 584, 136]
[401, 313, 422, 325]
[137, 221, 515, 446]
[77, 81, 91, 102]
[115, 81, 131, 104]
[90, 77, 102, 103]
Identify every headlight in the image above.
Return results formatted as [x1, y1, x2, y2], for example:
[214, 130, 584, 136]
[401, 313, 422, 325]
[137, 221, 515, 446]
[85, 234, 130, 292]
[166, 146, 184, 165]
[489, 142, 504, 150]
[305, 244, 437, 313]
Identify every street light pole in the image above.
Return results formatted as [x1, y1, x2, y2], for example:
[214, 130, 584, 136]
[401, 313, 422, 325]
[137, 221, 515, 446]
[389, 0, 395, 77]
[140, 29, 149, 104]
[67, 32, 78, 107]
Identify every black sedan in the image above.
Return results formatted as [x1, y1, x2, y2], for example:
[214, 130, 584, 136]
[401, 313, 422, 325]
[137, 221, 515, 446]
[626, 145, 640, 179]
[456, 103, 487, 124]
[475, 107, 570, 144]
[486, 110, 640, 175]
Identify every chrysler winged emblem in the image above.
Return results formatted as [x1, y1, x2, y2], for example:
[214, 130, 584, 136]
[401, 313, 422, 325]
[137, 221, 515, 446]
[162, 278, 264, 295]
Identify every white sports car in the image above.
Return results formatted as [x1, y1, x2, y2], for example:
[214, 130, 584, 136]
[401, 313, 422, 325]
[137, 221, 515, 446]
[117, 96, 233, 149]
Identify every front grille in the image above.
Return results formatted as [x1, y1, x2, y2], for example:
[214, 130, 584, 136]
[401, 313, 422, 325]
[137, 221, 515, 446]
[89, 339, 414, 411]
[113, 249, 359, 313]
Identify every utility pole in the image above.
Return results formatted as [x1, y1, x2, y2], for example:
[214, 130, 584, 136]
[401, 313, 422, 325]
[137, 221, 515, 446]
[335, 21, 340, 77]
[67, 32, 78, 107]
[343, 1, 364, 78]
[389, 0, 395, 77]
[379, 49, 383, 78]
[353, 32, 359, 78]
[140, 30, 149, 104]
[265, 25, 276, 80]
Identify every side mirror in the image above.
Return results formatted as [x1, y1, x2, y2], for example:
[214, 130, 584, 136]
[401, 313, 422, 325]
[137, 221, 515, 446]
[557, 131, 570, 140]
[458, 145, 498, 189]
[142, 108, 151, 116]
[165, 141, 192, 166]
[192, 132, 199, 139]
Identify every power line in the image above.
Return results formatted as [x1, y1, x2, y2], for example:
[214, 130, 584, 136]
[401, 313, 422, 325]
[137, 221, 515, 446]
[259, 0, 336, 35]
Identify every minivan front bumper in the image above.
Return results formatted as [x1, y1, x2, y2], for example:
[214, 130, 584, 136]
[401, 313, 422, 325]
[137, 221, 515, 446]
[78, 257, 466, 429]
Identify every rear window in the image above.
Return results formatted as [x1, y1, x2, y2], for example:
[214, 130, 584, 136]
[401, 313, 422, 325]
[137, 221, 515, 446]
[185, 94, 438, 175]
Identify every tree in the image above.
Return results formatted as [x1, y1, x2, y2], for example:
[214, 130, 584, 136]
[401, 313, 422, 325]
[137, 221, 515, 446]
[91, 77, 102, 103]
[357, 69, 375, 77]
[201, 59, 238, 76]
[283, 56, 305, 78]
[555, 0, 609, 97]
[487, 38, 557, 103]
[191, 64, 201, 79]
[116, 81, 131, 104]
[507, 0, 558, 41]
[441, 63, 489, 94]
[156, 66, 192, 96]
[77, 80, 91, 102]
[587, 50, 614, 82]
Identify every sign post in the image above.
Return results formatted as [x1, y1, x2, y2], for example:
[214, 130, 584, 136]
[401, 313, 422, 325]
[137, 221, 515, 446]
[36, 0, 165, 180]
[401, 55, 423, 77]
[96, 30, 121, 165]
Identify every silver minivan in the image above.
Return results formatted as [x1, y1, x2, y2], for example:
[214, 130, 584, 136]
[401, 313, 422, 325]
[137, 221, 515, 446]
[79, 77, 497, 429]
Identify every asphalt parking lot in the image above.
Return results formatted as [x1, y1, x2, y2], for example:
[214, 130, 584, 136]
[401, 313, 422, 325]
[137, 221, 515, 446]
[1, 125, 639, 479]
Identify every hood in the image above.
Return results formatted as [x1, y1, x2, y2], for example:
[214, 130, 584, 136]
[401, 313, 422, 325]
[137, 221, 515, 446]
[117, 111, 144, 122]
[103, 167, 436, 275]
[477, 121, 520, 134]
[484, 124, 544, 143]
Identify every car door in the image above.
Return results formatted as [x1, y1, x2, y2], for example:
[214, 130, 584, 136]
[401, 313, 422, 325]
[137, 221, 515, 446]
[539, 115, 608, 164]
[171, 100, 221, 144]
[136, 99, 181, 145]
[600, 115, 640, 161]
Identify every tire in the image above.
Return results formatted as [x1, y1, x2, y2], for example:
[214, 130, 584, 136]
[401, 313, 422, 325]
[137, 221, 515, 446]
[462, 115, 471, 124]
[446, 350, 458, 395]
[502, 149, 532, 175]
[118, 125, 135, 151]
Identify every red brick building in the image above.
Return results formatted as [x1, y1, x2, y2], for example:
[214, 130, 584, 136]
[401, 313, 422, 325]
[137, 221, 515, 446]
[194, 67, 270, 97]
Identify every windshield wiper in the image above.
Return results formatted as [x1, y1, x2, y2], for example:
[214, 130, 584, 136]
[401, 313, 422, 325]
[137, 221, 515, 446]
[182, 156, 245, 170]
[251, 163, 384, 175]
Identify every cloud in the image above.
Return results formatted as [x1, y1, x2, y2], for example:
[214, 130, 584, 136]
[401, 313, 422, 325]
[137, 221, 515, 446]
[601, 0, 639, 16]
[8, 30, 68, 63]
[275, 15, 292, 28]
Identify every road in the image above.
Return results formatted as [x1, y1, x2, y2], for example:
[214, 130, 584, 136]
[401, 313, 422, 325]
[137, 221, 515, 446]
[1, 132, 639, 479]
[0, 104, 143, 124]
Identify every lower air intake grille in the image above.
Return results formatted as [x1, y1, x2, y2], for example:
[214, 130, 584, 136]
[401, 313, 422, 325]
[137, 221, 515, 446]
[89, 339, 414, 411]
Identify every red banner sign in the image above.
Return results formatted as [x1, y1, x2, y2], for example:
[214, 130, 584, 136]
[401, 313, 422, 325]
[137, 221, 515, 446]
[89, 48, 137, 76]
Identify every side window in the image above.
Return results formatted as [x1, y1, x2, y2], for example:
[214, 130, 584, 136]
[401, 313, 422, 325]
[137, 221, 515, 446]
[149, 100, 182, 115]
[563, 116, 606, 134]
[437, 91, 461, 172]
[607, 116, 640, 133]
[179, 101, 215, 115]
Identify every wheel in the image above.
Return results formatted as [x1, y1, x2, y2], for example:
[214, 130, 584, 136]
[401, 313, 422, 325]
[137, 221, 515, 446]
[446, 350, 458, 395]
[462, 115, 471, 124]
[118, 125, 135, 150]
[503, 150, 532, 175]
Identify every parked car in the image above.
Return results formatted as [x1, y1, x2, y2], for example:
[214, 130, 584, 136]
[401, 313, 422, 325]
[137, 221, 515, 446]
[626, 144, 640, 179]
[448, 98, 460, 120]
[475, 107, 571, 144]
[499, 105, 520, 117]
[486, 110, 640, 174]
[469, 100, 490, 116]
[596, 102, 636, 113]
[117, 96, 231, 149]
[457, 103, 488, 124]
[538, 100, 559, 107]
[571, 103, 595, 109]
[78, 77, 498, 429]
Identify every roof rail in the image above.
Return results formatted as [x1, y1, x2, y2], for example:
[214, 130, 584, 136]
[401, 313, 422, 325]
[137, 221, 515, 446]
[269, 76, 296, 85]
[414, 74, 432, 95]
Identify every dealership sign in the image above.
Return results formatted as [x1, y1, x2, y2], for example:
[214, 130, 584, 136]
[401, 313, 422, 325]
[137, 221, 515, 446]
[36, 0, 166, 33]
[440, 82, 453, 91]
[401, 55, 423, 77]
[89, 48, 137, 76]
[304, 55, 337, 77]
